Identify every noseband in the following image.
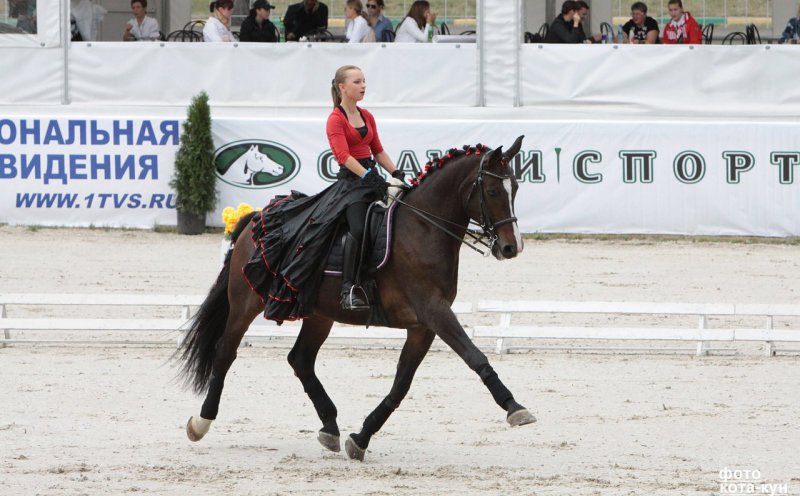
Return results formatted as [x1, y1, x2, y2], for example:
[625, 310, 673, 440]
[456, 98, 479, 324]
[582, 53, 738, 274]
[465, 152, 518, 253]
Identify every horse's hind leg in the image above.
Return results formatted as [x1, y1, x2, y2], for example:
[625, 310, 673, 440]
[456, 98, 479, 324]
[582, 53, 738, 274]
[345, 326, 436, 461]
[186, 281, 263, 442]
[287, 315, 340, 452]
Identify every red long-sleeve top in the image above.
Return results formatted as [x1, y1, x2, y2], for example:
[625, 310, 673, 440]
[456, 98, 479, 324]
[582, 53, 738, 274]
[326, 106, 384, 166]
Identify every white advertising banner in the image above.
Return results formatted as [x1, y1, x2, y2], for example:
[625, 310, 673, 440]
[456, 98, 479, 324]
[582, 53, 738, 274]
[0, 117, 180, 227]
[1, 113, 798, 235]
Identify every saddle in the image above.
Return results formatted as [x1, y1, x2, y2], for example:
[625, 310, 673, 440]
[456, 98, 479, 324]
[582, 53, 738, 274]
[323, 197, 402, 326]
[324, 197, 400, 276]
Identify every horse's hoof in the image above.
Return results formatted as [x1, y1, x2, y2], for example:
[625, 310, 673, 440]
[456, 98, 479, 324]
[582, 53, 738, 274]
[345, 436, 366, 461]
[317, 431, 341, 452]
[186, 416, 212, 442]
[507, 408, 537, 427]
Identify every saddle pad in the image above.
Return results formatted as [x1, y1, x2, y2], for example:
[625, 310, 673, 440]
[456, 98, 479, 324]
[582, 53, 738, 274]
[324, 198, 400, 275]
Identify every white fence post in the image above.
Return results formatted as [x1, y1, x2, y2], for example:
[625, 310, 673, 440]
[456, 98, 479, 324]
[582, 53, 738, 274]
[764, 315, 775, 357]
[1, 303, 8, 347]
[494, 313, 511, 354]
[696, 315, 709, 356]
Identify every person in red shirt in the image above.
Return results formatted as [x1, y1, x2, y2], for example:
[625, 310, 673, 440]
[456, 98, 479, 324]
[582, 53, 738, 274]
[326, 64, 404, 310]
[662, 0, 702, 44]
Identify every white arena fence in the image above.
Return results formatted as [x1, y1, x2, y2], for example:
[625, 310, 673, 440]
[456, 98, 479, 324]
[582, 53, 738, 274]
[2, 293, 799, 356]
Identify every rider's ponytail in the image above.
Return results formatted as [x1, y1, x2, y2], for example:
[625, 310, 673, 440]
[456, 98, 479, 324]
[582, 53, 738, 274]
[331, 64, 361, 108]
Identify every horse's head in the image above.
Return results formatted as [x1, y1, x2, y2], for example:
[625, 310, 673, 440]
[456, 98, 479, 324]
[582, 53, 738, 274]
[245, 145, 284, 176]
[465, 135, 524, 260]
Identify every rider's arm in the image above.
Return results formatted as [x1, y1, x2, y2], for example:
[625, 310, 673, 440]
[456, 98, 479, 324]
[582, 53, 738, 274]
[342, 156, 369, 177]
[374, 151, 397, 175]
[364, 111, 397, 174]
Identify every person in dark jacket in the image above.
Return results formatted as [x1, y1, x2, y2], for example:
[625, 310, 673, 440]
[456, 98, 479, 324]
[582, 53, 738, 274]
[545, 0, 588, 44]
[239, 0, 278, 42]
[283, 0, 328, 41]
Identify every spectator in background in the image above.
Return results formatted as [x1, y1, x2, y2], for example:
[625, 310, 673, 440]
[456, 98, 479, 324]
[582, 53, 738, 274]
[284, 0, 329, 41]
[545, 1, 588, 43]
[71, 0, 106, 41]
[394, 0, 436, 43]
[240, 0, 278, 42]
[778, 4, 800, 43]
[575, 1, 603, 43]
[204, 0, 235, 42]
[662, 0, 702, 44]
[366, 0, 392, 42]
[9, 0, 37, 34]
[344, 0, 373, 43]
[123, 0, 160, 41]
[623, 2, 659, 44]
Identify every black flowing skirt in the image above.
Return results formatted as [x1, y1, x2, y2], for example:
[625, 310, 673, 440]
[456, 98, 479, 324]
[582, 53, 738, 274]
[242, 166, 378, 324]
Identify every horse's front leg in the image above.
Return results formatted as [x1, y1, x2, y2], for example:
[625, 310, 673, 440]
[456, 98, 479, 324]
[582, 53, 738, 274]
[421, 302, 536, 427]
[287, 315, 340, 452]
[345, 326, 436, 461]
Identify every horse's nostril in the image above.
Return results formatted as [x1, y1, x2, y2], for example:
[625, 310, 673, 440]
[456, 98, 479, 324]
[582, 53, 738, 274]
[502, 245, 517, 258]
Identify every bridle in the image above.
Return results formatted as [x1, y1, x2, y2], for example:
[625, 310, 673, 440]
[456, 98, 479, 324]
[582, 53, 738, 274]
[465, 152, 518, 250]
[391, 151, 518, 257]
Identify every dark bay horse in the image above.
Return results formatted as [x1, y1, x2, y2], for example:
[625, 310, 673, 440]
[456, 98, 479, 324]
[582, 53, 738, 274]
[176, 136, 536, 461]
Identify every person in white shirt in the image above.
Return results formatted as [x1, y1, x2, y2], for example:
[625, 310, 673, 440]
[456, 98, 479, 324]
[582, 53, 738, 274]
[123, 0, 159, 41]
[394, 0, 436, 43]
[344, 0, 371, 43]
[203, 0, 235, 42]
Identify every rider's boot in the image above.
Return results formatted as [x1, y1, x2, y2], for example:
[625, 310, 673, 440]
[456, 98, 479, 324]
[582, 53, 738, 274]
[340, 233, 369, 311]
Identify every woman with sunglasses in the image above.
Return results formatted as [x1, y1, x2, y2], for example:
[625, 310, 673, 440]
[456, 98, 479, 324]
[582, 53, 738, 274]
[365, 0, 392, 42]
[203, 0, 235, 42]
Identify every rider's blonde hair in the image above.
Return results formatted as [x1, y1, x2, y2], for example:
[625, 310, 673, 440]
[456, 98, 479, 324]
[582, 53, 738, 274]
[331, 65, 361, 108]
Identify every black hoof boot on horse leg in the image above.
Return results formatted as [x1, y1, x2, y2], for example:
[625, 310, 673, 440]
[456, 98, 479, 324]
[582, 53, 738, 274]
[340, 233, 369, 311]
[477, 364, 537, 427]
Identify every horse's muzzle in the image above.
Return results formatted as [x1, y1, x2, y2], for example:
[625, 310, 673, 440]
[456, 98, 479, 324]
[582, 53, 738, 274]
[492, 239, 519, 260]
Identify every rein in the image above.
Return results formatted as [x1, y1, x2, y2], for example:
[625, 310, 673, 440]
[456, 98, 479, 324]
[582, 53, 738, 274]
[390, 152, 517, 257]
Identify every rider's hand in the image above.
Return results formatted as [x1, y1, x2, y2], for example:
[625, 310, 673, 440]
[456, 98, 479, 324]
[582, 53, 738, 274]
[361, 168, 388, 198]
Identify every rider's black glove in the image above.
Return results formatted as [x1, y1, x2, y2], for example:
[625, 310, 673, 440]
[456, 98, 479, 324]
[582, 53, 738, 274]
[361, 168, 388, 198]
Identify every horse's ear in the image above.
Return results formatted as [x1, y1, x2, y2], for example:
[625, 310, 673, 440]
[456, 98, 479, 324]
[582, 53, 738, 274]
[503, 135, 524, 162]
[489, 146, 504, 166]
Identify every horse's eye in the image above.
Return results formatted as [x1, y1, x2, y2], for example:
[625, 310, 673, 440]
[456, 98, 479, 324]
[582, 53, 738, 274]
[486, 189, 498, 198]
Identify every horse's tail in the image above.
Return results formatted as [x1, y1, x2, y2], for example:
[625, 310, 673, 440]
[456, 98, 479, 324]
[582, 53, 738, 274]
[174, 211, 258, 395]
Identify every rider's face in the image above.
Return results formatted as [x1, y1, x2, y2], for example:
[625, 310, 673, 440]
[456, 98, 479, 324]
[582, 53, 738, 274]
[339, 70, 366, 103]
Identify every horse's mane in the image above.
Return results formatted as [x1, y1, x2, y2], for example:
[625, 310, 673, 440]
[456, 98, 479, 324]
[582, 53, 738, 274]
[408, 143, 490, 189]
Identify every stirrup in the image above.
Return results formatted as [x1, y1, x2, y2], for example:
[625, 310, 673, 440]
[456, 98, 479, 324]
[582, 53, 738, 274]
[341, 285, 370, 311]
